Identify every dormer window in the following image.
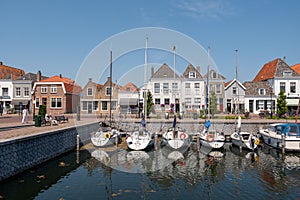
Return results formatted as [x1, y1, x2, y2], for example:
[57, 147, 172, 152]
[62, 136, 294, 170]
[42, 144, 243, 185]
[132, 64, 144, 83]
[87, 88, 93, 96]
[212, 71, 217, 79]
[283, 71, 292, 76]
[189, 71, 196, 78]
[258, 88, 265, 95]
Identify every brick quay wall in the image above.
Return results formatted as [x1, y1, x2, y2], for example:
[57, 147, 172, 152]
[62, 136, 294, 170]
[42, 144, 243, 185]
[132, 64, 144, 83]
[0, 122, 99, 181]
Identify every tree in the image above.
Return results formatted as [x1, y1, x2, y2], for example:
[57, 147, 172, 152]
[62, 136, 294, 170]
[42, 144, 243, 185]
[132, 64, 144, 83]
[209, 91, 218, 117]
[276, 90, 288, 118]
[146, 90, 153, 117]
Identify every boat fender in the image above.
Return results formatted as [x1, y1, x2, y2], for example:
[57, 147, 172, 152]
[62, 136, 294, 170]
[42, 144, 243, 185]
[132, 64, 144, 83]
[105, 132, 111, 139]
[180, 133, 186, 139]
[206, 134, 214, 142]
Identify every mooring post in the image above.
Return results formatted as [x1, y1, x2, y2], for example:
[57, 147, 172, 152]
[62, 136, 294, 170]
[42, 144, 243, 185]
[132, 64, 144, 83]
[115, 132, 118, 148]
[281, 133, 285, 154]
[197, 133, 200, 152]
[76, 134, 80, 151]
[154, 132, 158, 150]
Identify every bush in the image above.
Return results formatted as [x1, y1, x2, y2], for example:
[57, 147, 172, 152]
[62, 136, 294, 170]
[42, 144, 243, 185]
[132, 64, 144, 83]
[38, 105, 46, 119]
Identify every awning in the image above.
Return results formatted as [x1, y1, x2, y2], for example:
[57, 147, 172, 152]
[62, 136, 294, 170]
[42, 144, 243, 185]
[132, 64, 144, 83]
[119, 98, 138, 106]
[286, 99, 299, 106]
[11, 100, 30, 106]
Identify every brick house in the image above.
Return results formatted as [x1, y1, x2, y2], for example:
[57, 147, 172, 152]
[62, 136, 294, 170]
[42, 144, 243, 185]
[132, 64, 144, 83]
[80, 78, 102, 114]
[32, 74, 82, 115]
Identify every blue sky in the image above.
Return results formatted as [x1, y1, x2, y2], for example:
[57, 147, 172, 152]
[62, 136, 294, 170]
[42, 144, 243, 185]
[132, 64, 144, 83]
[0, 0, 299, 87]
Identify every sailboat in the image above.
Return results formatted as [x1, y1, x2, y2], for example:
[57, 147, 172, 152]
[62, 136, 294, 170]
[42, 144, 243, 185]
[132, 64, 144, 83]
[126, 116, 155, 151]
[199, 47, 225, 149]
[230, 116, 260, 151]
[91, 51, 121, 147]
[161, 115, 191, 150]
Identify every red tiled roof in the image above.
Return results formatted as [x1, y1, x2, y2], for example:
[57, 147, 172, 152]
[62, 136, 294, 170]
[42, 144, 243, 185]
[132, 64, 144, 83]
[224, 80, 232, 88]
[253, 58, 279, 82]
[0, 63, 25, 79]
[291, 63, 300, 75]
[40, 75, 82, 94]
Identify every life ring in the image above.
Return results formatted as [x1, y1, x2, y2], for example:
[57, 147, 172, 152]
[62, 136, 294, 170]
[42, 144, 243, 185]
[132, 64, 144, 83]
[104, 132, 111, 139]
[206, 134, 214, 142]
[180, 133, 186, 139]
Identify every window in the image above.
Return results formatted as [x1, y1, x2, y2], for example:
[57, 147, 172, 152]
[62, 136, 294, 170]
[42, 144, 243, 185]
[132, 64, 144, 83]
[194, 98, 201, 104]
[106, 87, 112, 96]
[16, 87, 21, 97]
[290, 82, 296, 93]
[93, 101, 98, 110]
[82, 101, 87, 110]
[232, 87, 237, 95]
[51, 98, 62, 108]
[172, 83, 178, 92]
[35, 98, 40, 108]
[87, 88, 93, 96]
[189, 71, 196, 78]
[24, 87, 29, 97]
[258, 88, 265, 95]
[212, 72, 217, 79]
[2, 88, 8, 97]
[280, 82, 286, 93]
[42, 98, 47, 105]
[154, 83, 160, 93]
[163, 83, 169, 94]
[102, 101, 108, 110]
[185, 98, 192, 109]
[50, 85, 57, 93]
[216, 84, 221, 94]
[164, 98, 170, 105]
[194, 83, 200, 89]
[155, 98, 160, 105]
[111, 101, 117, 110]
[126, 87, 130, 92]
[41, 86, 47, 93]
[185, 83, 191, 89]
[283, 71, 292, 76]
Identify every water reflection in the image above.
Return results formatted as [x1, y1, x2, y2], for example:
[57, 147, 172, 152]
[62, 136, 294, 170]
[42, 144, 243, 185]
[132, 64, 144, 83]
[1, 142, 300, 199]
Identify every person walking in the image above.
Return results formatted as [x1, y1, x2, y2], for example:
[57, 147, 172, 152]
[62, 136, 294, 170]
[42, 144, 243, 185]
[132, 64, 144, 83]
[0, 103, 3, 116]
[22, 107, 28, 124]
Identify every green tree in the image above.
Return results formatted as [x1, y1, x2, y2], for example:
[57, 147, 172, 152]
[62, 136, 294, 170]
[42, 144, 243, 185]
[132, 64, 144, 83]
[146, 90, 153, 117]
[276, 90, 288, 118]
[209, 91, 218, 117]
[38, 104, 47, 119]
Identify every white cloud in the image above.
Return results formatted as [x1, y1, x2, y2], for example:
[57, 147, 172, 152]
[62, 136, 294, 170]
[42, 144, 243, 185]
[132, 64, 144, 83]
[176, 0, 236, 19]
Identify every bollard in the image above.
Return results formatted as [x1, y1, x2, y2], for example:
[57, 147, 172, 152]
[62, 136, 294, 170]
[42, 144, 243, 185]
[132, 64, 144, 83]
[197, 133, 200, 152]
[154, 133, 158, 150]
[76, 134, 80, 151]
[281, 133, 285, 154]
[115, 132, 118, 148]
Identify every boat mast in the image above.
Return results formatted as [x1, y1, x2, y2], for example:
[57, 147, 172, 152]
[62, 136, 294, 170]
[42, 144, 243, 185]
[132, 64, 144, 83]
[206, 47, 210, 120]
[235, 49, 239, 115]
[109, 50, 112, 127]
[144, 36, 148, 118]
[173, 45, 176, 112]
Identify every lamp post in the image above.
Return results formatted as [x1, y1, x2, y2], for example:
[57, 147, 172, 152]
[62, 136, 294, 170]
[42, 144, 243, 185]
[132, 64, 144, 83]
[270, 91, 273, 119]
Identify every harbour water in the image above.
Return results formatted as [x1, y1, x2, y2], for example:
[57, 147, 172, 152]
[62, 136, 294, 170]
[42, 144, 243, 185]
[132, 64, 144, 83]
[1, 136, 300, 200]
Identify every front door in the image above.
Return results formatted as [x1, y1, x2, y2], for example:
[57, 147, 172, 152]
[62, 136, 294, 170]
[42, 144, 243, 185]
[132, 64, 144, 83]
[88, 101, 92, 114]
[227, 102, 231, 113]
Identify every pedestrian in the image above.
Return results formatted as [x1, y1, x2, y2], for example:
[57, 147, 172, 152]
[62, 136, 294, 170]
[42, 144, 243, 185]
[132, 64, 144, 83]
[22, 107, 28, 124]
[0, 103, 3, 116]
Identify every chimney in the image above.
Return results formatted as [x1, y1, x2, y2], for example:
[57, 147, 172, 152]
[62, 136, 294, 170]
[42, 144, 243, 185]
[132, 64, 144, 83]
[0, 61, 3, 65]
[37, 70, 41, 81]
[59, 74, 62, 78]
[89, 78, 92, 82]
[151, 66, 154, 77]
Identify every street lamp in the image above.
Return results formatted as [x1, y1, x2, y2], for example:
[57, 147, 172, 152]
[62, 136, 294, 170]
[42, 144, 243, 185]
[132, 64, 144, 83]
[270, 91, 273, 119]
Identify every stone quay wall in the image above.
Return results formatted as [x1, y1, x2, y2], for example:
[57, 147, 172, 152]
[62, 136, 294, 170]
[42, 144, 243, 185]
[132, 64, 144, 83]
[0, 122, 98, 181]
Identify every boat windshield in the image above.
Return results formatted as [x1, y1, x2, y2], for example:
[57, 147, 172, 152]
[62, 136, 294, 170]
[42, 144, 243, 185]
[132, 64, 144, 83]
[288, 125, 300, 136]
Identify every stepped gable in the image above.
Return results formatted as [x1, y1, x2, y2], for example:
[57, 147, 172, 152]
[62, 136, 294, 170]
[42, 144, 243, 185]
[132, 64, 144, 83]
[119, 82, 138, 92]
[0, 62, 25, 79]
[182, 64, 202, 79]
[291, 63, 300, 75]
[151, 63, 180, 79]
[253, 58, 299, 82]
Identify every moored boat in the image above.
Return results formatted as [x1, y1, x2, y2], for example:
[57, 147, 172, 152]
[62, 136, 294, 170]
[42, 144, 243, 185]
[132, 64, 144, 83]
[199, 120, 225, 149]
[259, 123, 300, 152]
[91, 122, 121, 147]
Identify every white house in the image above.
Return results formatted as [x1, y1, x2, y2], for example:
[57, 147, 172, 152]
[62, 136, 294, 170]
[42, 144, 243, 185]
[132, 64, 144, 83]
[224, 79, 246, 114]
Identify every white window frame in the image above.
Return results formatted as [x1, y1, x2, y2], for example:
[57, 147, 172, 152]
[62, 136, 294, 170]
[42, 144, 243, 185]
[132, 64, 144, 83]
[163, 83, 169, 94]
[105, 87, 112, 96]
[24, 87, 29, 97]
[154, 83, 160, 93]
[41, 86, 47, 93]
[258, 88, 265, 95]
[189, 71, 196, 78]
[50, 85, 57, 93]
[16, 87, 21, 97]
[50, 98, 62, 108]
[87, 87, 93, 96]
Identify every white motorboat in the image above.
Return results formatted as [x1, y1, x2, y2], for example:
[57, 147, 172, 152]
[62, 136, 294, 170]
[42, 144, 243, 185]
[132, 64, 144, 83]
[258, 123, 300, 152]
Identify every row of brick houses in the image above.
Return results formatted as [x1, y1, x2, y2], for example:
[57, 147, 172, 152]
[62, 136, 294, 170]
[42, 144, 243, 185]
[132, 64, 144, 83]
[1, 57, 300, 117]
